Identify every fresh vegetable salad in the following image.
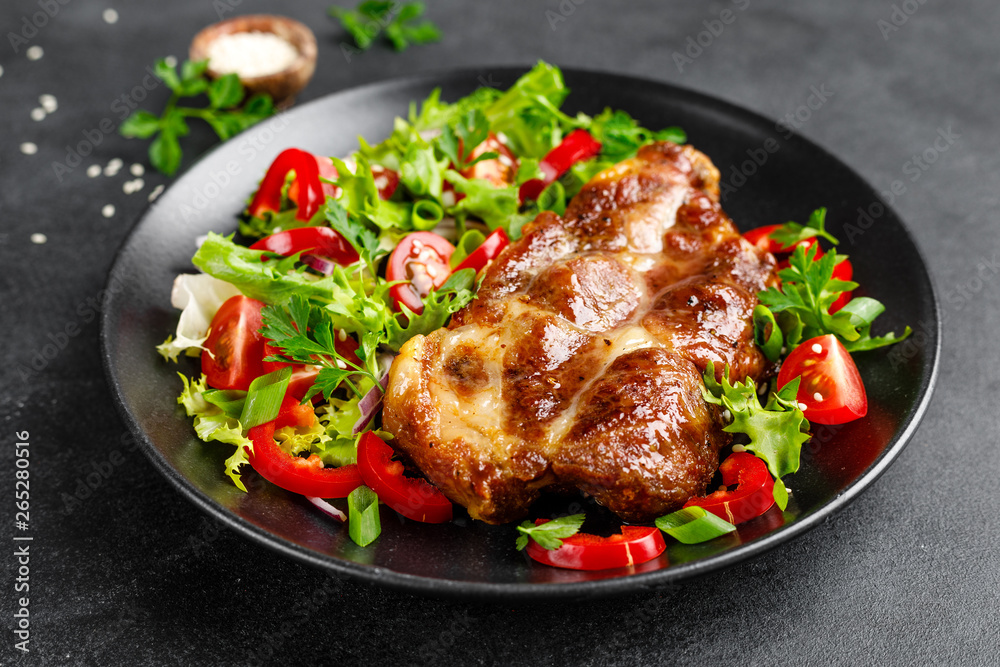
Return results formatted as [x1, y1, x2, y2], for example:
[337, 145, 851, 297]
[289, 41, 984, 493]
[160, 62, 908, 569]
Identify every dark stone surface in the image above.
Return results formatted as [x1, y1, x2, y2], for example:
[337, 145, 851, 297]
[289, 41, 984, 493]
[0, 0, 997, 664]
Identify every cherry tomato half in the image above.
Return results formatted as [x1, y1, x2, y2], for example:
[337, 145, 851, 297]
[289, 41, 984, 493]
[202, 295, 268, 391]
[356, 431, 453, 523]
[386, 232, 455, 315]
[247, 421, 363, 498]
[683, 452, 775, 524]
[778, 334, 868, 425]
[250, 226, 359, 266]
[461, 133, 519, 188]
[453, 228, 510, 275]
[525, 523, 666, 571]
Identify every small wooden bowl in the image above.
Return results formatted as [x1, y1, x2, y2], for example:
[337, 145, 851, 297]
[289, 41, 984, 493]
[190, 14, 317, 108]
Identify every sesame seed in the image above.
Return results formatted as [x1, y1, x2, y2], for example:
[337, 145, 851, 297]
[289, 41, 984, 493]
[123, 178, 144, 194]
[337, 329, 347, 342]
[797, 402, 808, 411]
[26, 46, 44, 61]
[30, 108, 46, 121]
[498, 155, 514, 167]
[130, 163, 144, 177]
[147, 184, 165, 202]
[722, 409, 732, 422]
[813, 392, 823, 402]
[30, 233, 47, 244]
[163, 55, 177, 68]
[336, 359, 347, 370]
[0, 64, 4, 78]
[104, 158, 123, 176]
[101, 204, 116, 218]
[39, 94, 57, 112]
[87, 164, 102, 178]
[811, 343, 823, 354]
[373, 176, 388, 190]
[20, 142, 38, 155]
[103, 8, 119, 24]
[732, 444, 746, 453]
[441, 191, 455, 207]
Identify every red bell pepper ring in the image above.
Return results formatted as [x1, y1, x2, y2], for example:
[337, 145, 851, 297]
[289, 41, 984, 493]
[250, 226, 360, 266]
[519, 129, 602, 202]
[453, 228, 510, 275]
[525, 522, 666, 571]
[356, 431, 453, 523]
[246, 420, 363, 498]
[247, 148, 325, 222]
[683, 452, 775, 524]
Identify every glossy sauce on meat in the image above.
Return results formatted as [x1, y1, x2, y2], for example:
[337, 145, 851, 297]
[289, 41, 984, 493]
[383, 142, 777, 524]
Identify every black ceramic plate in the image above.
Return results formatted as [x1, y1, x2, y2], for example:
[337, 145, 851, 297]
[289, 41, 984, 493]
[101, 68, 939, 599]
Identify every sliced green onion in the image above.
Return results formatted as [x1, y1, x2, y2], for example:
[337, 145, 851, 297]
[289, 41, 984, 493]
[449, 229, 486, 268]
[655, 506, 736, 545]
[239, 367, 291, 429]
[202, 389, 247, 420]
[753, 304, 784, 362]
[348, 484, 381, 547]
[411, 199, 444, 231]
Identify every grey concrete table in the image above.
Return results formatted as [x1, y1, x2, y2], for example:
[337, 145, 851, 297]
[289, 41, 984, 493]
[1, 0, 997, 664]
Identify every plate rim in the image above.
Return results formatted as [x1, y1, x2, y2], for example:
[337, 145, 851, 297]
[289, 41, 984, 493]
[100, 65, 941, 600]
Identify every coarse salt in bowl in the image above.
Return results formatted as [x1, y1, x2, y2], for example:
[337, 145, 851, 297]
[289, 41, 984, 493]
[190, 15, 317, 107]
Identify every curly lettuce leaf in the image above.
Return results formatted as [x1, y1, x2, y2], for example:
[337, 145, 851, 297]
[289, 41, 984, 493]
[177, 373, 253, 491]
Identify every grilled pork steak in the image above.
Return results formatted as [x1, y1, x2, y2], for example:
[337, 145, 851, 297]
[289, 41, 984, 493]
[383, 142, 777, 524]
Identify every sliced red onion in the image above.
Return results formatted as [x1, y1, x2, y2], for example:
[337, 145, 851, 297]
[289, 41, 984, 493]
[306, 496, 347, 522]
[352, 370, 391, 435]
[302, 253, 338, 275]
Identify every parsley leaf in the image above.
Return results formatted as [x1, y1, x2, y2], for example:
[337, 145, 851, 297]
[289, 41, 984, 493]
[325, 199, 384, 276]
[260, 295, 384, 401]
[702, 362, 811, 510]
[588, 107, 687, 163]
[330, 1, 441, 52]
[757, 243, 910, 350]
[515, 514, 585, 551]
[768, 207, 839, 249]
[120, 58, 274, 176]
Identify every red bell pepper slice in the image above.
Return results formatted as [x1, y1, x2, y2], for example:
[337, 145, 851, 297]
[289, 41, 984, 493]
[250, 226, 360, 266]
[683, 452, 775, 524]
[525, 523, 665, 571]
[453, 228, 510, 274]
[246, 420, 363, 498]
[356, 431, 453, 523]
[519, 129, 602, 202]
[247, 148, 325, 222]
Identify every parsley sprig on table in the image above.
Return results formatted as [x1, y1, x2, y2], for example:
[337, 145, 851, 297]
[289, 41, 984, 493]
[702, 362, 810, 510]
[515, 514, 585, 551]
[330, 1, 442, 52]
[120, 58, 275, 176]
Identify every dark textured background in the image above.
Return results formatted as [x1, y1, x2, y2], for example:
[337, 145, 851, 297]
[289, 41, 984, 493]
[1, 0, 997, 664]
